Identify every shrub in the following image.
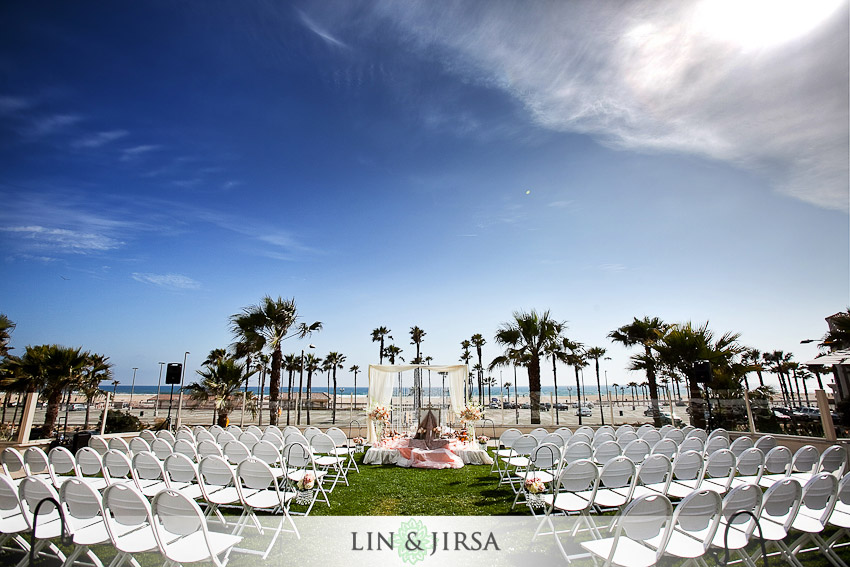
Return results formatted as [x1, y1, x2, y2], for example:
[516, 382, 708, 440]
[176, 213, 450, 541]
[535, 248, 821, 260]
[99, 410, 143, 434]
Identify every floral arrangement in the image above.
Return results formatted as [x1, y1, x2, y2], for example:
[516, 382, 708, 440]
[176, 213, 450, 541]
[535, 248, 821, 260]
[477, 435, 490, 445]
[525, 477, 546, 494]
[457, 429, 471, 443]
[297, 472, 315, 491]
[368, 404, 390, 423]
[352, 437, 365, 445]
[459, 404, 483, 423]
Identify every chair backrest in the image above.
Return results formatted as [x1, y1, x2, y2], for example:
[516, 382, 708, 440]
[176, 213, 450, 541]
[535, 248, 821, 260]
[209, 424, 225, 437]
[261, 431, 284, 449]
[245, 425, 263, 438]
[60, 478, 103, 528]
[0, 473, 21, 517]
[753, 435, 777, 453]
[103, 450, 133, 484]
[641, 430, 662, 445]
[18, 476, 61, 532]
[636, 454, 673, 489]
[48, 446, 78, 482]
[834, 472, 850, 513]
[651, 438, 678, 461]
[671, 489, 722, 552]
[763, 446, 793, 475]
[615, 425, 635, 438]
[686, 428, 707, 443]
[88, 436, 110, 456]
[612, 494, 673, 563]
[510, 435, 538, 457]
[636, 424, 655, 437]
[679, 437, 704, 454]
[284, 431, 310, 448]
[591, 432, 615, 449]
[175, 429, 195, 444]
[593, 441, 622, 466]
[132, 451, 166, 482]
[252, 440, 282, 467]
[283, 425, 300, 437]
[326, 427, 349, 447]
[237, 458, 277, 492]
[109, 437, 131, 454]
[662, 428, 685, 446]
[129, 437, 151, 455]
[163, 453, 198, 485]
[736, 447, 765, 478]
[729, 436, 754, 458]
[225, 425, 242, 437]
[557, 460, 599, 497]
[151, 438, 174, 460]
[818, 445, 847, 477]
[573, 425, 592, 437]
[554, 427, 572, 442]
[708, 428, 729, 441]
[75, 447, 104, 478]
[198, 455, 237, 489]
[303, 426, 322, 443]
[568, 432, 592, 446]
[704, 436, 729, 456]
[24, 447, 50, 476]
[599, 456, 636, 491]
[540, 433, 565, 448]
[720, 483, 762, 537]
[597, 425, 615, 437]
[139, 430, 157, 444]
[672, 450, 704, 481]
[215, 430, 236, 444]
[498, 428, 522, 449]
[264, 425, 284, 438]
[760, 477, 802, 533]
[622, 439, 651, 464]
[155, 430, 176, 444]
[681, 425, 695, 436]
[529, 427, 549, 442]
[529, 443, 561, 471]
[1, 447, 26, 477]
[223, 441, 251, 465]
[152, 489, 222, 563]
[703, 449, 736, 488]
[562, 441, 592, 464]
[800, 473, 839, 526]
[617, 431, 639, 445]
[197, 439, 223, 458]
[172, 439, 197, 461]
[310, 433, 338, 455]
[791, 445, 820, 474]
[658, 424, 674, 437]
[195, 428, 216, 443]
[238, 432, 260, 450]
[283, 442, 312, 469]
[103, 482, 152, 531]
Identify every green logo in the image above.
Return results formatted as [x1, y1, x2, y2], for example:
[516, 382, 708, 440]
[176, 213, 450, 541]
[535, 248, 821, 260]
[394, 518, 432, 564]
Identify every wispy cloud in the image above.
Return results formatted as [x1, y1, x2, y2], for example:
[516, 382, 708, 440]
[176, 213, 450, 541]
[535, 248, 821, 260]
[599, 263, 627, 273]
[29, 114, 83, 137]
[120, 144, 160, 161]
[131, 273, 201, 290]
[0, 95, 33, 114]
[71, 129, 128, 149]
[296, 9, 349, 49]
[353, 0, 848, 210]
[547, 200, 574, 209]
[0, 225, 122, 252]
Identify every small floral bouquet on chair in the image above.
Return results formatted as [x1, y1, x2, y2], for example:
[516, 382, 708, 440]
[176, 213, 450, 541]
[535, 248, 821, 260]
[295, 472, 316, 506]
[352, 437, 365, 452]
[524, 477, 547, 509]
[477, 435, 490, 449]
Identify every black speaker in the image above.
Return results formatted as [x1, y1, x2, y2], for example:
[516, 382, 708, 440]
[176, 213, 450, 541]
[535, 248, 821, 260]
[165, 363, 183, 385]
[694, 361, 712, 384]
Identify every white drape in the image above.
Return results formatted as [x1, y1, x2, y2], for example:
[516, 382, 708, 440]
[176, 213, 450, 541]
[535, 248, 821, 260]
[367, 364, 468, 444]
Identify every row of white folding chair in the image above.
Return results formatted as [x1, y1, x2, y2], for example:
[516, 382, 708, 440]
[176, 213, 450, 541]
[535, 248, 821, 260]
[5, 470, 243, 567]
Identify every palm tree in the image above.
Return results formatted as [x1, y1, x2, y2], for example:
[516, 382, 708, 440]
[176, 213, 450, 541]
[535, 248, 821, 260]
[612, 383, 619, 405]
[371, 327, 391, 363]
[349, 364, 360, 410]
[409, 327, 426, 406]
[503, 381, 511, 407]
[230, 296, 321, 426]
[586, 346, 608, 424]
[609, 317, 668, 427]
[494, 309, 562, 424]
[423, 356, 433, 405]
[203, 348, 227, 367]
[484, 376, 496, 402]
[282, 354, 299, 425]
[0, 314, 15, 360]
[384, 345, 403, 365]
[763, 350, 793, 407]
[743, 348, 765, 388]
[821, 309, 850, 349]
[543, 326, 567, 425]
[302, 353, 322, 425]
[186, 357, 256, 427]
[79, 353, 112, 429]
[564, 339, 587, 424]
[324, 352, 346, 423]
[470, 333, 486, 405]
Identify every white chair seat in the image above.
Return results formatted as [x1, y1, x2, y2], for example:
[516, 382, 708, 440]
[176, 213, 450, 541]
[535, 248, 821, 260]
[504, 457, 530, 468]
[516, 470, 555, 484]
[314, 456, 345, 467]
[666, 481, 698, 499]
[647, 528, 706, 559]
[243, 489, 295, 509]
[168, 481, 204, 500]
[697, 479, 729, 493]
[617, 483, 665, 500]
[756, 517, 790, 541]
[729, 475, 760, 489]
[711, 525, 749, 550]
[162, 531, 242, 563]
[581, 536, 658, 567]
[0, 512, 29, 534]
[543, 491, 593, 512]
[829, 508, 850, 529]
[288, 469, 326, 483]
[792, 512, 827, 534]
[73, 520, 110, 546]
[206, 486, 241, 505]
[78, 477, 108, 491]
[757, 473, 787, 488]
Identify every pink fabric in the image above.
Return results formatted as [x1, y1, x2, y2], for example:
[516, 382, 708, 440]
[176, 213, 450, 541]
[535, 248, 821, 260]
[378, 437, 472, 469]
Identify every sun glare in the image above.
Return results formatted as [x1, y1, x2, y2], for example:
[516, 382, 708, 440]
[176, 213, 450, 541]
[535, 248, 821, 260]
[696, 0, 844, 50]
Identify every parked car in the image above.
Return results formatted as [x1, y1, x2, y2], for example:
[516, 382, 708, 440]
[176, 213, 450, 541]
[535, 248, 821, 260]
[772, 409, 791, 421]
[488, 402, 501, 409]
[576, 406, 592, 417]
[792, 407, 820, 421]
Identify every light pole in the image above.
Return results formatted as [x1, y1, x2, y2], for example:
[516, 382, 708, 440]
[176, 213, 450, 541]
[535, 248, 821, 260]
[155, 362, 165, 417]
[130, 368, 138, 410]
[176, 351, 189, 429]
[297, 344, 315, 426]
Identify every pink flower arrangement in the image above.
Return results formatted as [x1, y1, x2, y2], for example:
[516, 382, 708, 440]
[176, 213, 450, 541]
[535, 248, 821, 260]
[297, 472, 315, 491]
[525, 477, 546, 494]
[368, 404, 390, 423]
[459, 404, 483, 422]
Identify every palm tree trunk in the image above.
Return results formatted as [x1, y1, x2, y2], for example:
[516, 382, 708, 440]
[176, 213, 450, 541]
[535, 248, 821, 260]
[574, 366, 582, 426]
[269, 347, 282, 426]
[41, 388, 65, 439]
[552, 355, 560, 426]
[528, 356, 541, 424]
[594, 359, 604, 425]
[218, 409, 228, 428]
[306, 370, 313, 425]
[687, 374, 707, 429]
[259, 369, 266, 427]
[84, 395, 92, 429]
[756, 369, 765, 388]
[332, 368, 337, 424]
[1, 392, 8, 425]
[644, 346, 662, 427]
[802, 379, 810, 406]
[285, 369, 292, 426]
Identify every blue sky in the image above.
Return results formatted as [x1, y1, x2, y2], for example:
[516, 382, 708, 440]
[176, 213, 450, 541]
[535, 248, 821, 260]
[1, 1, 848, 391]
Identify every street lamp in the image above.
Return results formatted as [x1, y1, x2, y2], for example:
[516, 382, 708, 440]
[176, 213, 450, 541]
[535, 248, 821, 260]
[176, 352, 190, 429]
[155, 362, 165, 417]
[130, 368, 138, 410]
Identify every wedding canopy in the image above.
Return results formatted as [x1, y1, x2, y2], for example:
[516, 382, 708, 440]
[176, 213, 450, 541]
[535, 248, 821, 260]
[367, 364, 468, 443]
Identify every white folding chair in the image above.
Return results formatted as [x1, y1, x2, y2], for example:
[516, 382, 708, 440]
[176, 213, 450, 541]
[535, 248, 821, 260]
[729, 436, 754, 459]
[685, 428, 707, 443]
[636, 424, 654, 438]
[622, 439, 651, 465]
[593, 456, 637, 511]
[172, 439, 198, 462]
[615, 425, 634, 438]
[0, 474, 30, 555]
[554, 427, 573, 444]
[679, 437, 704, 455]
[16, 476, 67, 567]
[511, 443, 561, 513]
[617, 431, 639, 446]
[102, 483, 160, 567]
[195, 428, 216, 444]
[816, 445, 847, 479]
[580, 493, 673, 567]
[750, 477, 803, 566]
[641, 430, 662, 446]
[327, 427, 359, 473]
[175, 429, 196, 445]
[575, 426, 594, 438]
[283, 442, 328, 516]
[788, 445, 821, 483]
[225, 425, 243, 437]
[46, 447, 78, 489]
[597, 425, 616, 437]
[261, 431, 285, 450]
[568, 432, 592, 446]
[617, 454, 672, 500]
[666, 450, 706, 499]
[245, 425, 263, 438]
[74, 447, 108, 490]
[709, 483, 763, 566]
[758, 446, 794, 488]
[648, 489, 722, 567]
[591, 432, 615, 449]
[23, 447, 52, 482]
[223, 441, 251, 467]
[651, 438, 678, 461]
[197, 439, 224, 459]
[825, 472, 850, 563]
[264, 425, 284, 439]
[659, 424, 674, 438]
[697, 449, 737, 494]
[59, 478, 109, 567]
[753, 434, 777, 453]
[102, 450, 135, 488]
[502, 435, 538, 491]
[216, 431, 236, 445]
[593, 441, 622, 466]
[282, 426, 300, 438]
[308, 433, 348, 491]
[197, 455, 242, 528]
[303, 427, 321, 445]
[663, 428, 685, 446]
[233, 458, 298, 559]
[729, 447, 765, 489]
[251, 440, 286, 478]
[209, 425, 225, 438]
[108, 437, 131, 454]
[131, 451, 169, 497]
[562, 441, 592, 465]
[128, 437, 151, 455]
[704, 435, 729, 456]
[237, 432, 260, 451]
[163, 453, 204, 500]
[156, 430, 176, 444]
[529, 427, 549, 443]
[1, 448, 27, 485]
[150, 438, 174, 461]
[788, 473, 841, 565]
[151, 489, 242, 567]
[540, 433, 565, 448]
[139, 430, 157, 445]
